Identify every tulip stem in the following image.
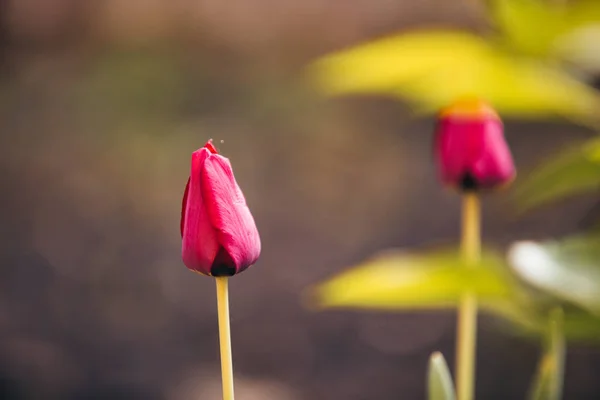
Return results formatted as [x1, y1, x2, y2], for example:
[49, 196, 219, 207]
[215, 277, 235, 400]
[456, 193, 481, 400]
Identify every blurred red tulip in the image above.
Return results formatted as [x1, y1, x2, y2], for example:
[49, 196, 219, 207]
[434, 98, 516, 191]
[181, 140, 261, 276]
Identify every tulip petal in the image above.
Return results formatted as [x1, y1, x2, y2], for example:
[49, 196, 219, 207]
[472, 122, 515, 187]
[201, 155, 261, 274]
[435, 103, 515, 191]
[181, 149, 220, 274]
[180, 177, 190, 237]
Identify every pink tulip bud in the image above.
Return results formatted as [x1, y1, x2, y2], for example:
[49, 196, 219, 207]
[181, 140, 261, 276]
[434, 98, 516, 191]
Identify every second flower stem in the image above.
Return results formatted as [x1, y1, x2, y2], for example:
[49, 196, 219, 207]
[216, 277, 235, 400]
[456, 193, 481, 400]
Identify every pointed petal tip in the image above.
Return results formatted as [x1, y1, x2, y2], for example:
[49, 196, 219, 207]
[204, 139, 219, 154]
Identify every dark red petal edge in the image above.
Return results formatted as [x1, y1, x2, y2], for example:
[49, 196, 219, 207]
[180, 177, 191, 237]
[204, 140, 218, 154]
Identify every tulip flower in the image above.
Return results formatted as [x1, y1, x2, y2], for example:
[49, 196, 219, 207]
[181, 140, 261, 276]
[180, 139, 261, 400]
[434, 98, 516, 191]
[433, 99, 516, 400]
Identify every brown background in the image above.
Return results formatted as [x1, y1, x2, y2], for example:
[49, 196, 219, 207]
[0, 0, 599, 399]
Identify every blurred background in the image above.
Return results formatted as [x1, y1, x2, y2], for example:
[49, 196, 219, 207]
[1, 0, 600, 399]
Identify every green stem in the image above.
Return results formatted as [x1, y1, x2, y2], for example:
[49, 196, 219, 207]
[547, 308, 565, 400]
[216, 277, 235, 400]
[456, 193, 481, 400]
[528, 307, 565, 400]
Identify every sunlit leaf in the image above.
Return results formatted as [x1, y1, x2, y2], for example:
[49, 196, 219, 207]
[551, 1, 600, 73]
[308, 30, 600, 124]
[509, 239, 600, 316]
[428, 352, 456, 400]
[486, 0, 600, 73]
[308, 248, 518, 310]
[553, 25, 600, 74]
[514, 139, 600, 211]
[486, 0, 564, 58]
[528, 308, 565, 400]
[306, 244, 600, 342]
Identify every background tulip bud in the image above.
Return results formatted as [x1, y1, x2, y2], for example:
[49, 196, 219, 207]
[434, 98, 516, 191]
[181, 140, 261, 276]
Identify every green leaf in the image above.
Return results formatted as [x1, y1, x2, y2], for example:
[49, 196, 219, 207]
[547, 0, 600, 73]
[307, 248, 518, 310]
[509, 238, 600, 316]
[561, 309, 600, 341]
[428, 352, 456, 400]
[486, 0, 564, 58]
[552, 24, 600, 74]
[487, 0, 600, 73]
[528, 308, 565, 400]
[514, 139, 600, 211]
[307, 30, 600, 124]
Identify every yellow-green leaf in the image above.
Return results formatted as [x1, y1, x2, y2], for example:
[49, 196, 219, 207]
[487, 0, 600, 72]
[486, 0, 564, 58]
[307, 30, 600, 124]
[552, 1, 600, 73]
[428, 352, 456, 400]
[515, 139, 600, 211]
[308, 249, 516, 311]
[309, 31, 492, 96]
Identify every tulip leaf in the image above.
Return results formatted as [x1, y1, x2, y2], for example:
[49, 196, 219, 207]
[560, 309, 600, 342]
[306, 244, 600, 342]
[486, 0, 600, 73]
[486, 0, 564, 58]
[514, 139, 600, 211]
[309, 248, 518, 311]
[508, 237, 600, 316]
[428, 352, 456, 400]
[549, 0, 600, 73]
[528, 308, 565, 400]
[307, 30, 600, 124]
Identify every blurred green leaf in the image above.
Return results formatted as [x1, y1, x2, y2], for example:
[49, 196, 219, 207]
[552, 0, 600, 73]
[528, 308, 565, 400]
[509, 238, 600, 316]
[487, 0, 564, 58]
[560, 309, 600, 341]
[308, 30, 600, 124]
[428, 352, 456, 400]
[486, 0, 600, 73]
[515, 139, 600, 211]
[309, 248, 518, 310]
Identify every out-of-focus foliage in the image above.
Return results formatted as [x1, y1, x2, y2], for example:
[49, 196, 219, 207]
[308, 0, 600, 125]
[309, 237, 600, 342]
[515, 138, 600, 211]
[509, 237, 600, 315]
[487, 0, 565, 58]
[528, 309, 565, 400]
[308, 247, 541, 335]
[309, 30, 599, 122]
[310, 248, 518, 310]
[428, 352, 456, 400]
[488, 0, 600, 72]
